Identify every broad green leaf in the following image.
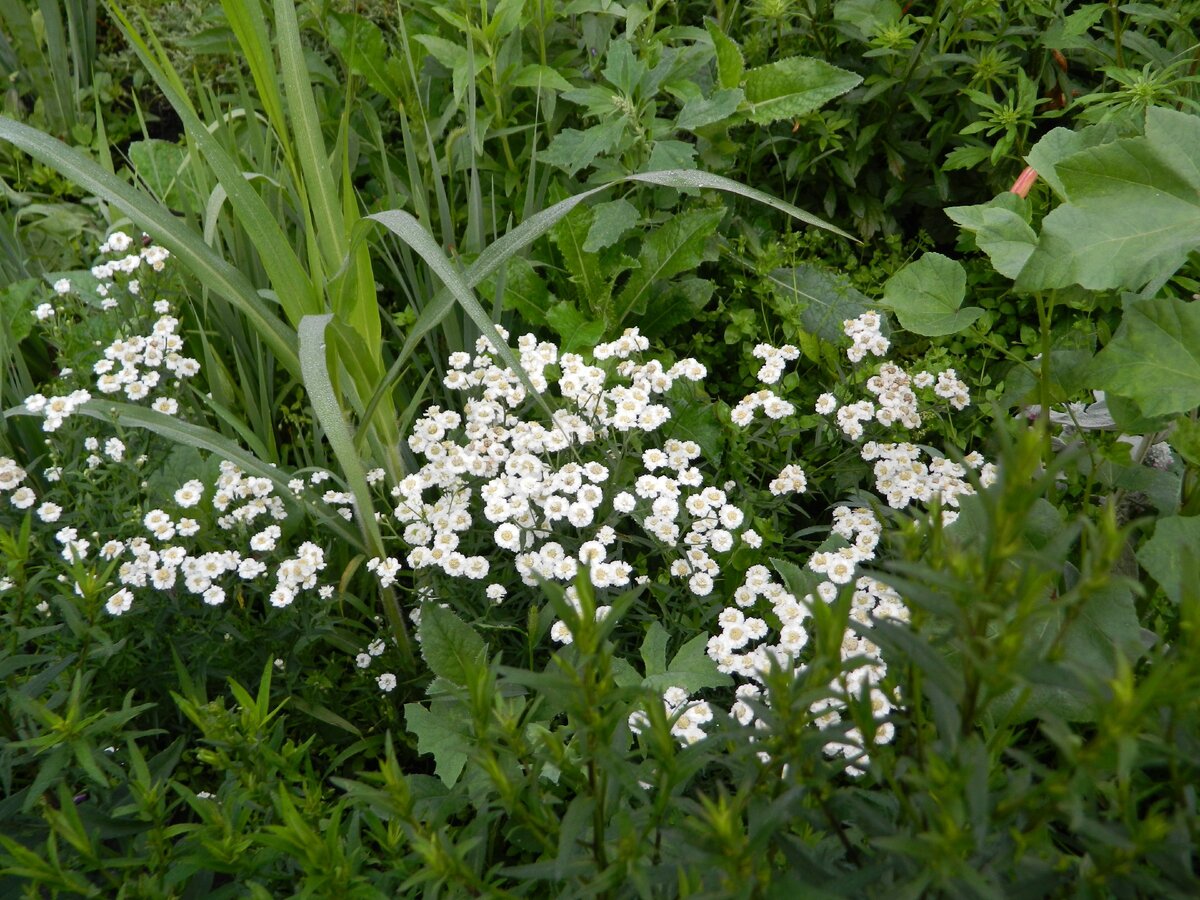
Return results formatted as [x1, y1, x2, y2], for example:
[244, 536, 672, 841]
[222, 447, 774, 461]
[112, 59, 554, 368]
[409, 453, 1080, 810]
[0, 279, 38, 343]
[545, 301, 606, 354]
[418, 604, 487, 687]
[640, 277, 715, 338]
[768, 264, 880, 343]
[550, 203, 607, 314]
[705, 20, 744, 91]
[1017, 107, 1200, 292]
[413, 34, 468, 71]
[583, 198, 639, 252]
[128, 139, 195, 210]
[614, 207, 723, 323]
[328, 12, 402, 100]
[645, 140, 697, 173]
[643, 633, 730, 693]
[996, 581, 1144, 723]
[742, 56, 861, 125]
[499, 256, 555, 326]
[1089, 295, 1200, 418]
[541, 120, 626, 176]
[404, 702, 470, 786]
[1024, 122, 1119, 198]
[602, 38, 646, 97]
[640, 622, 669, 676]
[945, 193, 1037, 280]
[881, 252, 983, 336]
[676, 88, 744, 131]
[512, 63, 574, 92]
[666, 396, 723, 466]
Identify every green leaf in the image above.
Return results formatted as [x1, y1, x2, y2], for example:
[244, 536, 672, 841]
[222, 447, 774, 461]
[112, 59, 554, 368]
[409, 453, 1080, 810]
[705, 20, 744, 91]
[614, 207, 723, 323]
[512, 63, 574, 92]
[640, 622, 669, 676]
[1089, 295, 1200, 418]
[0, 278, 38, 343]
[676, 88, 744, 130]
[640, 277, 715, 338]
[583, 198, 639, 252]
[499, 256, 555, 326]
[1024, 122, 1120, 198]
[666, 396, 723, 465]
[545, 302, 606, 354]
[945, 193, 1037, 280]
[998, 581, 1144, 723]
[541, 120, 626, 176]
[768, 264, 880, 343]
[1137, 516, 1200, 605]
[1017, 108, 1200, 293]
[644, 140, 697, 173]
[404, 702, 470, 786]
[128, 138, 194, 210]
[880, 252, 983, 336]
[550, 203, 608, 314]
[602, 38, 646, 96]
[644, 633, 730, 693]
[328, 12, 402, 100]
[418, 604, 487, 687]
[741, 56, 861, 125]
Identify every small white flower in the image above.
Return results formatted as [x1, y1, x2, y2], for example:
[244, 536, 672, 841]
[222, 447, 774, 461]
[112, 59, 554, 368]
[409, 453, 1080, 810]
[53, 278, 71, 295]
[33, 303, 55, 321]
[377, 672, 397, 692]
[36, 502, 62, 523]
[105, 588, 134, 616]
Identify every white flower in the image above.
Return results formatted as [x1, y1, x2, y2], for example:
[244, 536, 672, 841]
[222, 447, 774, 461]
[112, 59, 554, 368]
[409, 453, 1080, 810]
[53, 278, 71, 295]
[10, 487, 36, 509]
[377, 673, 397, 692]
[36, 502, 62, 523]
[33, 303, 55, 321]
[356, 653, 372, 668]
[105, 588, 134, 616]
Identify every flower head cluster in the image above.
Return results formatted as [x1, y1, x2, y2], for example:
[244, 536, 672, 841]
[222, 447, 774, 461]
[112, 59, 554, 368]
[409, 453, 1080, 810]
[22, 390, 92, 433]
[752, 343, 800, 385]
[844, 311, 889, 362]
[93, 314, 198, 413]
[107, 460, 329, 615]
[628, 686, 713, 745]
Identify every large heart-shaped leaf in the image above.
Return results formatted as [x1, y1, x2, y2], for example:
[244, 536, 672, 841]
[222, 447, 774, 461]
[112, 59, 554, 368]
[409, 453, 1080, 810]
[881, 252, 983, 336]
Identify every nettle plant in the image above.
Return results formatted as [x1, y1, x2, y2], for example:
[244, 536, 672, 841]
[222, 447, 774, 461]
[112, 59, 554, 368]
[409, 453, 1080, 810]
[1, 232, 339, 631]
[373, 310, 994, 772]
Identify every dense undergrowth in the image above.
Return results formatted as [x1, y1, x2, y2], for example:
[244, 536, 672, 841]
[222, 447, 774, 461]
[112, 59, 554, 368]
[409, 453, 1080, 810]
[1, 0, 1199, 896]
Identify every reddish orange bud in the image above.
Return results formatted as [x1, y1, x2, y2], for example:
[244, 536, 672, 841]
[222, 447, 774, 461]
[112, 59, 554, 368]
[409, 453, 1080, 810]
[1052, 49, 1068, 72]
[1010, 166, 1038, 198]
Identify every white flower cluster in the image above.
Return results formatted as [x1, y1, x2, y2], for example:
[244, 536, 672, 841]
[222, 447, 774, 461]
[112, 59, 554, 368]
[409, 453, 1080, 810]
[105, 460, 330, 614]
[22, 390, 92, 433]
[0, 457, 34, 511]
[92, 313, 198, 413]
[387, 327, 721, 630]
[629, 686, 713, 745]
[844, 310, 889, 362]
[861, 442, 994, 516]
[752, 343, 800, 385]
[730, 389, 795, 427]
[89, 231, 171, 307]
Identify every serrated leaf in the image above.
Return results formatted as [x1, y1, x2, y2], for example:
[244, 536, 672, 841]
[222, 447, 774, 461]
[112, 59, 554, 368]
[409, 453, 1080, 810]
[541, 119, 626, 176]
[767, 264, 881, 343]
[942, 144, 991, 172]
[583, 198, 639, 252]
[742, 56, 861, 125]
[644, 633, 730, 693]
[881, 252, 982, 336]
[1017, 107, 1200, 293]
[640, 277, 715, 338]
[545, 301, 606, 354]
[1089, 295, 1200, 418]
[328, 12, 400, 100]
[418, 604, 487, 687]
[945, 193, 1038, 280]
[676, 88, 744, 130]
[1024, 122, 1120, 198]
[404, 702, 470, 786]
[614, 207, 723, 323]
[705, 20, 744, 91]
[413, 34, 468, 71]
